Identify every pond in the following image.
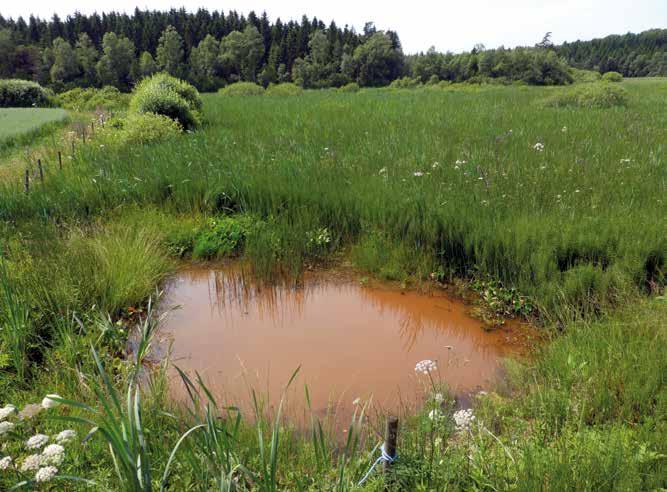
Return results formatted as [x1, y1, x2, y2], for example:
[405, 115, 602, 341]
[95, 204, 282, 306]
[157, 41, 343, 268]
[157, 266, 535, 425]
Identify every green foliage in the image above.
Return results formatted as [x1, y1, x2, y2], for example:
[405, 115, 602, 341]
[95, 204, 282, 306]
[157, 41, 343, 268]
[111, 113, 183, 145]
[570, 67, 602, 83]
[54, 86, 129, 111]
[602, 70, 624, 82]
[130, 73, 202, 129]
[542, 82, 629, 108]
[338, 82, 360, 93]
[389, 76, 422, 89]
[219, 81, 265, 96]
[265, 83, 303, 96]
[0, 79, 51, 107]
[192, 215, 256, 259]
[156, 26, 185, 78]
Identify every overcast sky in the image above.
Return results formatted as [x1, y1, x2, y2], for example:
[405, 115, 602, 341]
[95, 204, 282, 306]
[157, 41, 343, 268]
[2, 0, 666, 53]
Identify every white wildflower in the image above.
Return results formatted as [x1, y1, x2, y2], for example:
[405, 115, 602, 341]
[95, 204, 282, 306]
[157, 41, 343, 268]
[0, 404, 16, 421]
[26, 434, 49, 450]
[378, 167, 387, 175]
[533, 142, 544, 152]
[0, 456, 12, 470]
[455, 159, 467, 165]
[20, 454, 43, 472]
[352, 398, 361, 406]
[428, 409, 443, 420]
[415, 359, 437, 375]
[453, 408, 476, 432]
[413, 171, 424, 177]
[433, 393, 445, 404]
[561, 126, 567, 132]
[41, 444, 65, 466]
[619, 158, 631, 164]
[432, 161, 439, 169]
[35, 465, 58, 483]
[41, 394, 62, 409]
[55, 429, 76, 444]
[0, 421, 15, 436]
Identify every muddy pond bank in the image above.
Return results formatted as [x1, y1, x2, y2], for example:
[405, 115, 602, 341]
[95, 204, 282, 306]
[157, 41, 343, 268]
[156, 264, 538, 425]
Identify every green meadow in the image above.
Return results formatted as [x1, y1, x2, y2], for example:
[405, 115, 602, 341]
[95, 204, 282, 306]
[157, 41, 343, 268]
[0, 108, 68, 154]
[0, 79, 665, 490]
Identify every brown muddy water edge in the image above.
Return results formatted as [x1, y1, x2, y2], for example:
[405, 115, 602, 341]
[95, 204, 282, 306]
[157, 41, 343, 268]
[153, 263, 541, 428]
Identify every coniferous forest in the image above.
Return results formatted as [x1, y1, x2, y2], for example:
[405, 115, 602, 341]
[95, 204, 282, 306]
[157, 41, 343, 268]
[0, 8, 665, 92]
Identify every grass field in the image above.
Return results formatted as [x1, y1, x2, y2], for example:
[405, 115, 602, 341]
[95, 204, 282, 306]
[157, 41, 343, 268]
[0, 80, 664, 490]
[0, 108, 69, 155]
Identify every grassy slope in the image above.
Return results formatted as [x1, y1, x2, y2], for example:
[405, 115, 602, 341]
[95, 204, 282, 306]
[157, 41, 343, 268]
[0, 80, 665, 489]
[0, 108, 69, 154]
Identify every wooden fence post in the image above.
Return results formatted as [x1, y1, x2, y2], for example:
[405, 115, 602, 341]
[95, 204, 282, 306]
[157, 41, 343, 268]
[24, 170, 29, 194]
[58, 151, 62, 170]
[37, 159, 43, 182]
[383, 416, 398, 479]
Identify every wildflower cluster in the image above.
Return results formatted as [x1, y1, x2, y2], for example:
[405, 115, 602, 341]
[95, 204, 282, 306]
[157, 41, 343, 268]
[0, 395, 77, 488]
[533, 142, 545, 152]
[453, 408, 476, 432]
[415, 359, 438, 375]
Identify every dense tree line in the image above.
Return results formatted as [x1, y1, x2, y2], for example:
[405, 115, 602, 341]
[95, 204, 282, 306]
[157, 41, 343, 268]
[0, 9, 664, 92]
[556, 29, 667, 77]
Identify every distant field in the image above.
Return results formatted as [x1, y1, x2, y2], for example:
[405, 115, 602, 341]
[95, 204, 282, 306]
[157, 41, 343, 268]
[0, 108, 68, 151]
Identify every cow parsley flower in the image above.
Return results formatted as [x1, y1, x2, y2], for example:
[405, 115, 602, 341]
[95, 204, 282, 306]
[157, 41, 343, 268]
[0, 404, 16, 421]
[42, 444, 65, 466]
[455, 159, 467, 165]
[433, 393, 445, 403]
[20, 454, 43, 472]
[26, 433, 49, 450]
[0, 456, 12, 470]
[35, 465, 58, 483]
[432, 161, 440, 169]
[55, 429, 77, 444]
[0, 421, 15, 436]
[533, 142, 544, 152]
[428, 409, 443, 420]
[413, 171, 424, 177]
[415, 359, 437, 374]
[41, 394, 62, 409]
[453, 408, 476, 432]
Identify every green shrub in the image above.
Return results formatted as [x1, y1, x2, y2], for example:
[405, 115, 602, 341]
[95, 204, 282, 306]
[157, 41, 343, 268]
[54, 86, 129, 111]
[265, 83, 303, 96]
[570, 68, 602, 83]
[219, 82, 265, 96]
[389, 77, 422, 89]
[0, 79, 51, 108]
[541, 82, 629, 109]
[338, 82, 360, 93]
[426, 74, 440, 85]
[119, 113, 182, 145]
[130, 73, 201, 130]
[602, 71, 623, 82]
[192, 215, 258, 259]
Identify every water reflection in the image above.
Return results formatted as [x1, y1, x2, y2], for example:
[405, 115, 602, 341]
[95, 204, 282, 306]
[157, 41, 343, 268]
[159, 267, 525, 423]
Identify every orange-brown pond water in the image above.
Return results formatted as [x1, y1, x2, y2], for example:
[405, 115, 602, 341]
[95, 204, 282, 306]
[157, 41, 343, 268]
[158, 267, 534, 424]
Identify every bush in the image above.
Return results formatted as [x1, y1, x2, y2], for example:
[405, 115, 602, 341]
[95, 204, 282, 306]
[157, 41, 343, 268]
[541, 83, 629, 109]
[602, 71, 623, 82]
[130, 73, 201, 130]
[0, 79, 51, 108]
[338, 82, 360, 93]
[192, 216, 257, 259]
[54, 86, 129, 112]
[219, 82, 265, 96]
[389, 77, 422, 89]
[118, 113, 182, 145]
[265, 83, 303, 96]
[570, 68, 602, 83]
